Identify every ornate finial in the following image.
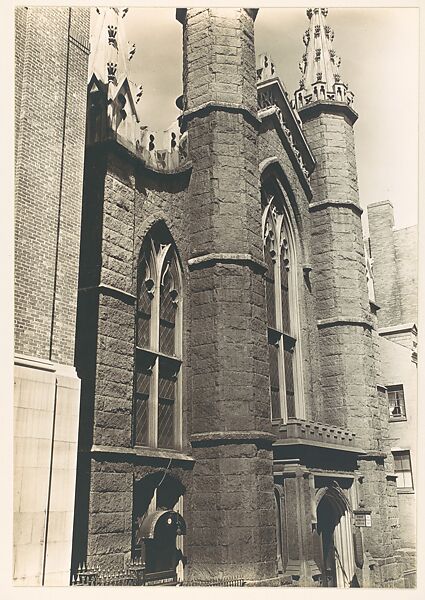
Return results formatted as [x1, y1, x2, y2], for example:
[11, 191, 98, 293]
[294, 7, 353, 110]
[121, 8, 129, 18]
[107, 62, 117, 82]
[107, 25, 117, 46]
[128, 42, 136, 61]
[257, 53, 277, 83]
[136, 84, 143, 103]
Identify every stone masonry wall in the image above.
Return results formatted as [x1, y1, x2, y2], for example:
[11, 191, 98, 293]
[15, 7, 89, 364]
[182, 8, 257, 114]
[73, 144, 191, 569]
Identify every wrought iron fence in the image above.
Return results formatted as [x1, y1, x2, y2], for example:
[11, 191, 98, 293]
[71, 559, 144, 586]
[72, 561, 245, 587]
[183, 576, 246, 587]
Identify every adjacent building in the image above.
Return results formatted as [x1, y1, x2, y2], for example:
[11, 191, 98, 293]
[14, 6, 90, 585]
[366, 200, 417, 580]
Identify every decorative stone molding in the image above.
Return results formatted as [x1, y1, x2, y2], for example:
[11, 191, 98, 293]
[309, 198, 363, 216]
[188, 252, 267, 273]
[258, 85, 312, 182]
[317, 316, 374, 330]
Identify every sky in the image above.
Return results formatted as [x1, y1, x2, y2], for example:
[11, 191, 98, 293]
[123, 5, 419, 231]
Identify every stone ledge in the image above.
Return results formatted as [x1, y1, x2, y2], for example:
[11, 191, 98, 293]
[358, 450, 387, 461]
[298, 99, 358, 126]
[191, 430, 276, 446]
[180, 101, 261, 131]
[188, 252, 267, 273]
[309, 198, 363, 216]
[89, 444, 195, 464]
[317, 316, 373, 330]
[14, 353, 56, 372]
[78, 284, 136, 303]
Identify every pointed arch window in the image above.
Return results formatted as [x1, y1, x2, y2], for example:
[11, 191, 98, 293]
[262, 188, 304, 422]
[134, 225, 182, 450]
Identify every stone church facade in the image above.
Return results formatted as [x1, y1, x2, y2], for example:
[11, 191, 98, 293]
[14, 6, 415, 588]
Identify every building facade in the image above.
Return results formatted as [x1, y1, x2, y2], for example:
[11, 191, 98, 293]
[366, 201, 417, 580]
[14, 6, 416, 588]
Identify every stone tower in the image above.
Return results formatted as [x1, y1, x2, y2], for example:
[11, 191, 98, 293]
[294, 7, 403, 586]
[176, 7, 277, 583]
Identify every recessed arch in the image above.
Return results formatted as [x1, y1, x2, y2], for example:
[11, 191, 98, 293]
[315, 485, 355, 588]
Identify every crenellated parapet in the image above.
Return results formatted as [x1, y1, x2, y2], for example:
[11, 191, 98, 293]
[136, 123, 189, 172]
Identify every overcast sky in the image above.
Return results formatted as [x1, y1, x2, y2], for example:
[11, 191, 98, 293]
[123, 6, 419, 232]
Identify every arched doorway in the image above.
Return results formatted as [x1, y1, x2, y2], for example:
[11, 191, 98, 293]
[315, 485, 355, 588]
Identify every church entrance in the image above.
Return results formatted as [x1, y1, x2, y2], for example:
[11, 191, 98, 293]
[316, 486, 356, 588]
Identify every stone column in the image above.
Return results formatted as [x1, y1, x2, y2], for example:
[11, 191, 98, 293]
[281, 465, 321, 586]
[177, 8, 277, 583]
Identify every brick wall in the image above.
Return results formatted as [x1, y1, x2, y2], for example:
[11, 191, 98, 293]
[15, 7, 89, 365]
[368, 201, 417, 326]
[394, 226, 417, 324]
[367, 201, 401, 326]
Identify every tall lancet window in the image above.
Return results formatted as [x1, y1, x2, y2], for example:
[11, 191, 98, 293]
[134, 224, 183, 450]
[262, 189, 304, 422]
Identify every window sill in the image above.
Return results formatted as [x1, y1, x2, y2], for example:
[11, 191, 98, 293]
[396, 488, 415, 495]
[389, 417, 408, 423]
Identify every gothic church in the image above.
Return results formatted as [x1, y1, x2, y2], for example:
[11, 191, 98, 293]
[14, 6, 415, 588]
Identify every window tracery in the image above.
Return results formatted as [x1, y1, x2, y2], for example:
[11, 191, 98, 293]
[134, 225, 182, 449]
[262, 187, 304, 422]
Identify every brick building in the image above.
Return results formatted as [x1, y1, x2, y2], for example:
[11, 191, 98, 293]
[14, 6, 90, 584]
[365, 201, 417, 580]
[14, 6, 416, 588]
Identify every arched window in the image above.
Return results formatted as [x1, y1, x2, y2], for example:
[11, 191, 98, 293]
[134, 224, 182, 449]
[262, 187, 304, 422]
